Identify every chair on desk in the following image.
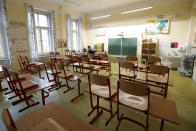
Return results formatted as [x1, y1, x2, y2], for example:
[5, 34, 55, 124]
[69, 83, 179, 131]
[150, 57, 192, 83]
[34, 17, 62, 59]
[116, 79, 150, 131]
[71, 56, 82, 72]
[55, 62, 74, 93]
[87, 73, 117, 126]
[119, 62, 136, 81]
[80, 57, 100, 74]
[126, 56, 138, 70]
[2, 108, 17, 131]
[2, 66, 19, 100]
[147, 56, 161, 66]
[99, 54, 111, 74]
[9, 71, 39, 112]
[71, 50, 76, 56]
[44, 61, 61, 91]
[146, 65, 170, 97]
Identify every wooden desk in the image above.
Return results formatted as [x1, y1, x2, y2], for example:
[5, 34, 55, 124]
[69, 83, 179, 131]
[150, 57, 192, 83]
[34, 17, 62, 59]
[149, 95, 179, 131]
[15, 102, 99, 131]
[15, 73, 54, 112]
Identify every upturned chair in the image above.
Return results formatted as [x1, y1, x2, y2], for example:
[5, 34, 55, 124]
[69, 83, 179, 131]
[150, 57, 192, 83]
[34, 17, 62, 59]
[147, 56, 161, 66]
[146, 65, 169, 97]
[116, 79, 150, 131]
[126, 56, 138, 70]
[119, 62, 136, 81]
[87, 73, 117, 126]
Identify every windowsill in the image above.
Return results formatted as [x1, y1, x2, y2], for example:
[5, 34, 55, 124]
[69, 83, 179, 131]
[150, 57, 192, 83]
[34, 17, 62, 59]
[0, 58, 9, 61]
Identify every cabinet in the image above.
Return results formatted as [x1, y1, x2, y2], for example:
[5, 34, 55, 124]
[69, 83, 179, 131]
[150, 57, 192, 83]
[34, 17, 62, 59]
[141, 42, 157, 63]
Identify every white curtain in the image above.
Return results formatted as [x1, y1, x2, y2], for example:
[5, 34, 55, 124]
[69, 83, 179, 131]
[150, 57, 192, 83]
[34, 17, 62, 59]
[0, 0, 13, 67]
[25, 4, 38, 61]
[66, 14, 72, 50]
[76, 18, 83, 52]
[50, 11, 57, 52]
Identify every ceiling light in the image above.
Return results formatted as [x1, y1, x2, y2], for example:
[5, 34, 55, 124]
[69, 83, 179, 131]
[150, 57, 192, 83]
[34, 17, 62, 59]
[120, 7, 152, 14]
[90, 15, 111, 20]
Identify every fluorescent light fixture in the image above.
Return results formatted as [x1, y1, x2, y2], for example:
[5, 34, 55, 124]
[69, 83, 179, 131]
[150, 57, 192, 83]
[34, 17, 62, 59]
[120, 6, 152, 14]
[90, 15, 111, 20]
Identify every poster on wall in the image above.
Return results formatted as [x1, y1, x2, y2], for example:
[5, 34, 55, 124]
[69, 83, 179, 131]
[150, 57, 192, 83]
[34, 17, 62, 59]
[145, 20, 157, 34]
[156, 19, 169, 34]
[145, 19, 169, 34]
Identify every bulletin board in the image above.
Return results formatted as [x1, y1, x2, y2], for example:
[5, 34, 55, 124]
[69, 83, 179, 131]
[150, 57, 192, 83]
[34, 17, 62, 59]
[9, 22, 28, 52]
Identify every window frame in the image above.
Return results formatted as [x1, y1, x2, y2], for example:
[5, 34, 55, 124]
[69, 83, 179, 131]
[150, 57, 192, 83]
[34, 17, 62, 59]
[34, 9, 52, 55]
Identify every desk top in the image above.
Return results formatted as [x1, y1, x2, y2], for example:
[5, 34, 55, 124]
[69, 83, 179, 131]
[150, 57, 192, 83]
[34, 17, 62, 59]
[15, 102, 99, 131]
[149, 95, 179, 125]
[21, 73, 53, 94]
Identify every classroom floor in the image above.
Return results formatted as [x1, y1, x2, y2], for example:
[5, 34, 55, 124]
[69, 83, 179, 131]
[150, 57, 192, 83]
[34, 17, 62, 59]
[0, 63, 196, 131]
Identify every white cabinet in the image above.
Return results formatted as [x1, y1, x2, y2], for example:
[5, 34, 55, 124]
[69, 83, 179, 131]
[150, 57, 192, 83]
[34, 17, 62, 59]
[193, 60, 196, 83]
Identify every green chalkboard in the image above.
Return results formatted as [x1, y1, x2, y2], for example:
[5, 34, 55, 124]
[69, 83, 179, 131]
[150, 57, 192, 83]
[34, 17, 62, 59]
[108, 38, 137, 56]
[108, 38, 121, 55]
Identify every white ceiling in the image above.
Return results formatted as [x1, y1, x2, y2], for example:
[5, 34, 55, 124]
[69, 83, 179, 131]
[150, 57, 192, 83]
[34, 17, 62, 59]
[44, 0, 192, 15]
[10, 0, 193, 16]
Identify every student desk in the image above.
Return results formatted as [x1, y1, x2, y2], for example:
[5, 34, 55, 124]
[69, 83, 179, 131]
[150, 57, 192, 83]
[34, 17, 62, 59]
[15, 102, 99, 131]
[15, 73, 54, 112]
[149, 95, 179, 131]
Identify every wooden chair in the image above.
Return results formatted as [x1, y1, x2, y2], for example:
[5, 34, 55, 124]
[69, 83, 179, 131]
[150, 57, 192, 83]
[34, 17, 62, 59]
[9, 71, 39, 112]
[71, 50, 76, 56]
[2, 108, 17, 131]
[146, 65, 169, 97]
[147, 56, 161, 66]
[17, 56, 25, 72]
[87, 73, 117, 126]
[71, 56, 82, 72]
[2, 66, 18, 100]
[19, 55, 28, 72]
[80, 57, 100, 74]
[126, 56, 138, 70]
[55, 62, 74, 93]
[23, 56, 44, 78]
[64, 49, 71, 58]
[116, 79, 150, 131]
[99, 54, 111, 74]
[119, 62, 136, 81]
[44, 61, 61, 91]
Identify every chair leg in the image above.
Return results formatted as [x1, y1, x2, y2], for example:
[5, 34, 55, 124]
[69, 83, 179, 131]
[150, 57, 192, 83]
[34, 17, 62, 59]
[105, 100, 116, 126]
[145, 114, 149, 131]
[89, 96, 103, 124]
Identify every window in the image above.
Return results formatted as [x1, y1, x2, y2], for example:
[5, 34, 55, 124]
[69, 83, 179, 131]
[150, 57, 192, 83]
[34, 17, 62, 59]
[72, 20, 77, 50]
[34, 10, 52, 55]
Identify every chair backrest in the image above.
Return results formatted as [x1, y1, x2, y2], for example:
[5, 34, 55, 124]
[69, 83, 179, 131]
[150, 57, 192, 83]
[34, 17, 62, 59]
[2, 108, 16, 131]
[119, 62, 135, 69]
[126, 56, 138, 65]
[49, 52, 54, 57]
[88, 54, 94, 59]
[71, 50, 76, 55]
[88, 73, 109, 86]
[100, 54, 108, 61]
[118, 79, 149, 96]
[54, 52, 60, 58]
[17, 56, 23, 70]
[81, 57, 89, 63]
[9, 71, 24, 90]
[72, 56, 80, 63]
[64, 49, 70, 55]
[147, 65, 169, 75]
[147, 56, 161, 65]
